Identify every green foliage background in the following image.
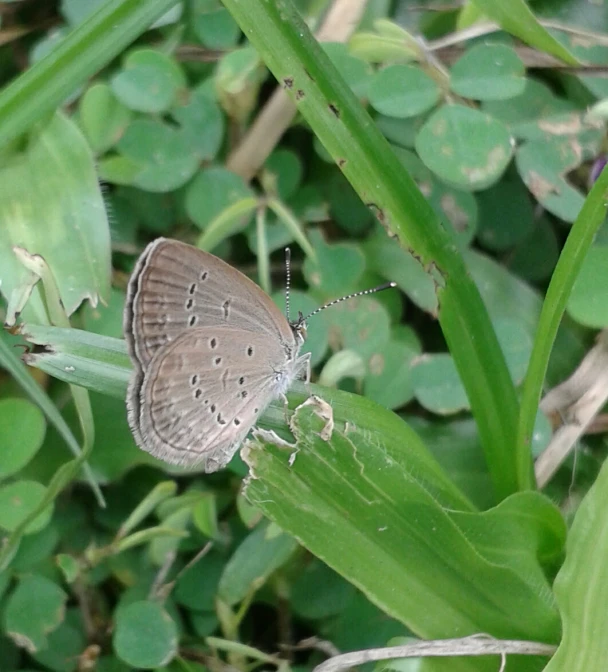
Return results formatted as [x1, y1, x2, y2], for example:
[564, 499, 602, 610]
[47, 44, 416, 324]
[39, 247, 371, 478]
[0, 1, 608, 671]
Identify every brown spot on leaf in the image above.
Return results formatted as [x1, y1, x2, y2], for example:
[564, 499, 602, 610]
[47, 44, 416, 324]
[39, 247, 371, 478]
[440, 193, 469, 232]
[295, 89, 305, 100]
[527, 171, 560, 199]
[369, 353, 385, 376]
[338, 158, 346, 168]
[461, 146, 507, 183]
[283, 77, 294, 89]
[538, 114, 582, 136]
[329, 103, 340, 118]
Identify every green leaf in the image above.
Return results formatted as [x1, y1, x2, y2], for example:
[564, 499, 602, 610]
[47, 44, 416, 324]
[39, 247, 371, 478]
[32, 611, 86, 672]
[0, 480, 54, 534]
[567, 245, 608, 327]
[291, 559, 356, 620]
[450, 44, 526, 101]
[412, 353, 469, 415]
[544, 458, 608, 672]
[79, 82, 132, 153]
[185, 166, 254, 231]
[113, 601, 178, 669]
[515, 139, 585, 222]
[4, 574, 67, 653]
[471, 0, 578, 65]
[0, 112, 111, 323]
[364, 229, 437, 314]
[110, 48, 185, 113]
[243, 396, 562, 642]
[477, 169, 535, 251]
[507, 216, 559, 283]
[368, 64, 441, 118]
[416, 104, 514, 191]
[174, 551, 225, 611]
[263, 149, 303, 201]
[0, 398, 46, 480]
[323, 43, 373, 100]
[116, 119, 199, 192]
[192, 492, 219, 539]
[171, 86, 225, 161]
[218, 520, 299, 606]
[192, 0, 241, 49]
[325, 297, 392, 361]
[302, 230, 365, 297]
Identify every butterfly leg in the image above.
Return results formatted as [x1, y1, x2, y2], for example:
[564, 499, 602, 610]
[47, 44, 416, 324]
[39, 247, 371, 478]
[279, 392, 290, 425]
[295, 352, 312, 387]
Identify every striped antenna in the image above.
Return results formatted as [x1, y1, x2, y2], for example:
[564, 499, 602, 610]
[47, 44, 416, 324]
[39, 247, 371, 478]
[296, 281, 397, 326]
[284, 247, 292, 322]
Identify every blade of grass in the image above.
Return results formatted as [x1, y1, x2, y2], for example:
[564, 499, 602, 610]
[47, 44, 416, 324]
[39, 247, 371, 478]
[516, 165, 608, 487]
[15, 248, 104, 506]
[266, 197, 315, 260]
[196, 197, 259, 252]
[0, 0, 179, 149]
[220, 0, 522, 499]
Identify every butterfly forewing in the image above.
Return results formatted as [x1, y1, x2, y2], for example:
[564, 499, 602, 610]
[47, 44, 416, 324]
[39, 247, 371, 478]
[128, 326, 295, 470]
[125, 238, 296, 369]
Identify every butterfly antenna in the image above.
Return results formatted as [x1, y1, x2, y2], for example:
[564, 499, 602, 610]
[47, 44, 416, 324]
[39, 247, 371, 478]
[299, 281, 397, 324]
[284, 247, 292, 322]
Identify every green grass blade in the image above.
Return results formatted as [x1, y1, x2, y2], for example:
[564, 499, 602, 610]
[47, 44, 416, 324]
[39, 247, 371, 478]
[516, 165, 608, 487]
[220, 0, 521, 499]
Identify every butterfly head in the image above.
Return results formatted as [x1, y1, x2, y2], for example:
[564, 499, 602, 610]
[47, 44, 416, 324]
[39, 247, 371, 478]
[290, 310, 307, 346]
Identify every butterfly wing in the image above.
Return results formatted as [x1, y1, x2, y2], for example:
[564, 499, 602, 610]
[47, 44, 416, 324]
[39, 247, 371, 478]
[127, 326, 294, 471]
[124, 238, 296, 370]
